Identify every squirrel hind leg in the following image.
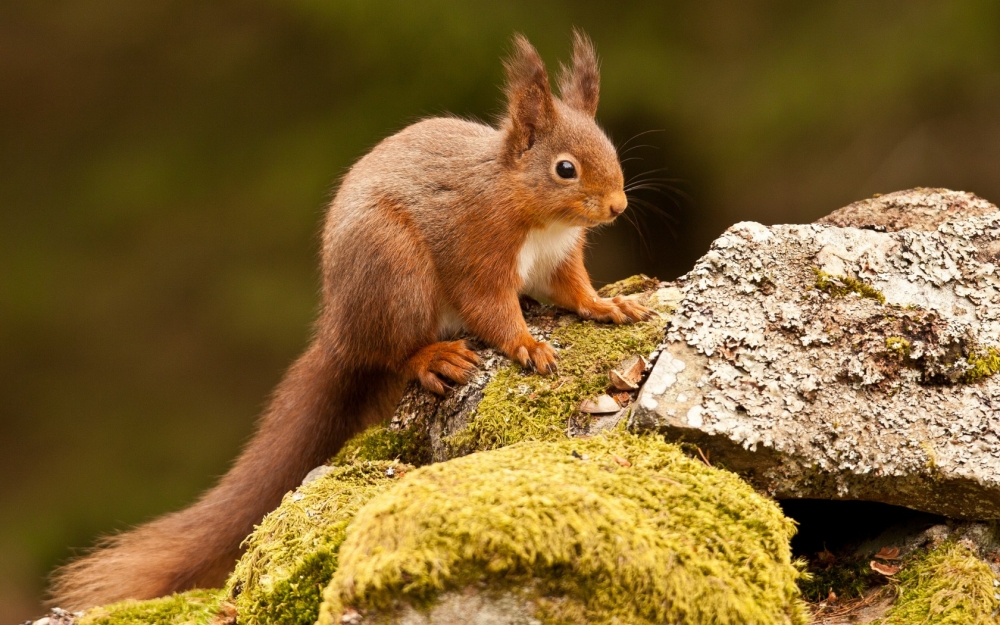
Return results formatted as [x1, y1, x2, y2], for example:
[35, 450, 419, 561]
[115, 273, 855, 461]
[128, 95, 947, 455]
[402, 340, 481, 395]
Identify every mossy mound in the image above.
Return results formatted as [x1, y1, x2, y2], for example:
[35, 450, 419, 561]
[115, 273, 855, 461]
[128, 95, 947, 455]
[332, 279, 672, 466]
[226, 461, 412, 625]
[880, 541, 999, 625]
[596, 274, 660, 298]
[78, 589, 225, 625]
[333, 423, 430, 466]
[317, 432, 808, 625]
[798, 555, 884, 603]
[447, 299, 669, 454]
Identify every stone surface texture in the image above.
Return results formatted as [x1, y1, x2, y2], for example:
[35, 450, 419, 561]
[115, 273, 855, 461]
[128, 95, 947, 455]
[350, 593, 541, 625]
[632, 188, 1000, 519]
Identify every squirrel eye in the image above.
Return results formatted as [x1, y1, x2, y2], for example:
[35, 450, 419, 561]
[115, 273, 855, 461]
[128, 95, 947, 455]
[555, 160, 577, 180]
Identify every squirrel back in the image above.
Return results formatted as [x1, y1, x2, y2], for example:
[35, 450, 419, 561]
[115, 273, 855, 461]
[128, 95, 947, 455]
[51, 30, 650, 610]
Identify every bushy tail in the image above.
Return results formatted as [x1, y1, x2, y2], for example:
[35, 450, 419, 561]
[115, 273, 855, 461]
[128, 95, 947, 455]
[50, 341, 400, 610]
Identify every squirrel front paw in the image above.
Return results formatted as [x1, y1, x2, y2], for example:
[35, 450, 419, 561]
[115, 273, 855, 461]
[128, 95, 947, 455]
[578, 296, 655, 324]
[405, 340, 482, 395]
[510, 338, 557, 374]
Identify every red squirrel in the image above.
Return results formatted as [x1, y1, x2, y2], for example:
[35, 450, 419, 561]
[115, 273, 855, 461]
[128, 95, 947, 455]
[51, 31, 651, 609]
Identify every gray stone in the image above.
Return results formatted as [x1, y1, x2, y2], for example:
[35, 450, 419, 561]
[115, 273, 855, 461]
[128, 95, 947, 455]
[631, 188, 1000, 519]
[352, 592, 541, 625]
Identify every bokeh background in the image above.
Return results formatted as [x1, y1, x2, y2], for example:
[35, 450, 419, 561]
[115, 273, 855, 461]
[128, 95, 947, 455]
[4, 1, 1000, 620]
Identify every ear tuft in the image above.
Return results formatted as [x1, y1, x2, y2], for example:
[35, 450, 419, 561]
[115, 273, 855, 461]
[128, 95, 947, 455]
[503, 34, 556, 162]
[558, 29, 600, 117]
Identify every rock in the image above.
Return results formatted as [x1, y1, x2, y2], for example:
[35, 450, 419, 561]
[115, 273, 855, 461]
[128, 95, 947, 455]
[66, 591, 222, 625]
[343, 592, 542, 625]
[23, 608, 80, 625]
[317, 434, 807, 625]
[334, 284, 679, 466]
[632, 188, 1000, 519]
[816, 188, 998, 232]
[227, 462, 412, 625]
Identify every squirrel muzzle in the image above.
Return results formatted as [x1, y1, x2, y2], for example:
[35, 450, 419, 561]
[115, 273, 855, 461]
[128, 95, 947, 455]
[607, 191, 628, 218]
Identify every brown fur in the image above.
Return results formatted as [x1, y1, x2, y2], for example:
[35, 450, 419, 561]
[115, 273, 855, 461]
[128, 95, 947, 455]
[50, 31, 651, 609]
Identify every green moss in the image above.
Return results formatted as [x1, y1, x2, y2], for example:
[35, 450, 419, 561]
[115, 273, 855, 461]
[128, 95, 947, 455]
[596, 274, 660, 298]
[226, 461, 411, 625]
[318, 432, 808, 625]
[812, 268, 886, 305]
[922, 440, 938, 470]
[798, 556, 882, 602]
[885, 336, 912, 359]
[963, 347, 1000, 383]
[447, 306, 668, 454]
[78, 589, 225, 625]
[879, 541, 999, 625]
[333, 423, 430, 466]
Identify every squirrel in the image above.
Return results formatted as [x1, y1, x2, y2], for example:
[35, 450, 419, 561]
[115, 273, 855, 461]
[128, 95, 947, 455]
[50, 30, 651, 610]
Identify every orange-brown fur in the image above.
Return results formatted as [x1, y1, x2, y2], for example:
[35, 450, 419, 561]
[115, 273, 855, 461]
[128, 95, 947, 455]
[50, 30, 650, 609]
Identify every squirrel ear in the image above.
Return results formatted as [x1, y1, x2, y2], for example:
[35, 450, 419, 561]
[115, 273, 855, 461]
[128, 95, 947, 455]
[503, 34, 556, 161]
[558, 29, 600, 117]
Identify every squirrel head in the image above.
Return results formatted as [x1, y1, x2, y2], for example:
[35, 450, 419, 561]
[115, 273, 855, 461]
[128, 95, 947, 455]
[500, 31, 626, 227]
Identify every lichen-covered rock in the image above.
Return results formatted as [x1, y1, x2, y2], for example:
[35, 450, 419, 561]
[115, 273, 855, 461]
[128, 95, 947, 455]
[226, 461, 412, 625]
[317, 433, 808, 625]
[816, 188, 998, 232]
[631, 188, 1000, 519]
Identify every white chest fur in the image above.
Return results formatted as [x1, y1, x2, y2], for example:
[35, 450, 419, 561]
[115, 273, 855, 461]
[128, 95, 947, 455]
[517, 222, 582, 297]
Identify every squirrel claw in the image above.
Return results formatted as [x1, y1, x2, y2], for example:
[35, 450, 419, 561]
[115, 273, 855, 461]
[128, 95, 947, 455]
[579, 296, 653, 325]
[512, 340, 558, 375]
[407, 340, 481, 395]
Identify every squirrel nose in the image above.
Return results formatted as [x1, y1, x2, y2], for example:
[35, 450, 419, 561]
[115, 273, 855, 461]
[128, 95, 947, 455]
[608, 192, 628, 217]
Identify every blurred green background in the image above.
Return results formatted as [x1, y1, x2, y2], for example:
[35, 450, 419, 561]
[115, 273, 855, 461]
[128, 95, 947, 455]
[3, 0, 1000, 620]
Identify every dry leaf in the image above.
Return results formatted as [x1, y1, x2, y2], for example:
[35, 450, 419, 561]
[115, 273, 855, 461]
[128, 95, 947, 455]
[612, 455, 631, 467]
[874, 546, 901, 560]
[609, 355, 648, 390]
[580, 394, 620, 414]
[870, 560, 900, 576]
[816, 548, 837, 567]
[609, 369, 639, 391]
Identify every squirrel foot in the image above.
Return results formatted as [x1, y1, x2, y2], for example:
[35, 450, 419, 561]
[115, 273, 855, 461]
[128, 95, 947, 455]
[510, 338, 558, 374]
[578, 296, 654, 324]
[405, 340, 481, 395]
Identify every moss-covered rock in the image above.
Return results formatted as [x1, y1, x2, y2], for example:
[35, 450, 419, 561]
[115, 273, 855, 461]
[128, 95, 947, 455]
[596, 273, 660, 298]
[317, 432, 808, 625]
[78, 589, 225, 625]
[446, 310, 668, 453]
[226, 461, 412, 625]
[332, 424, 430, 466]
[879, 541, 999, 625]
[336, 278, 673, 466]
